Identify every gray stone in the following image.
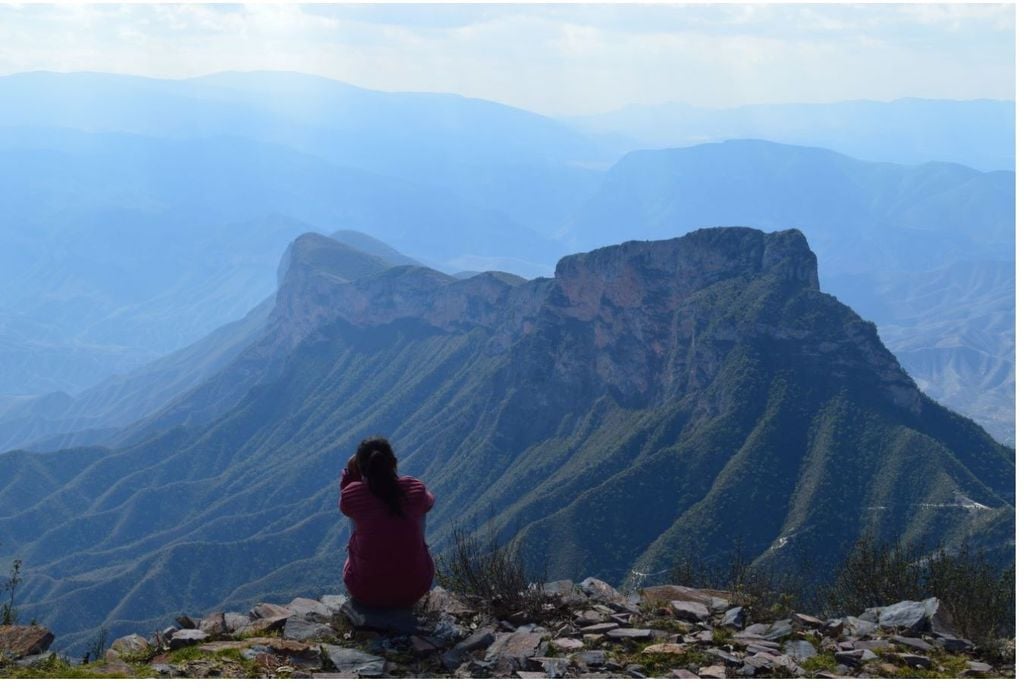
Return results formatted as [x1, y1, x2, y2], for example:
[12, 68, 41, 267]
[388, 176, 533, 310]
[784, 639, 817, 662]
[550, 637, 584, 652]
[515, 671, 548, 679]
[699, 664, 727, 679]
[223, 612, 251, 632]
[670, 668, 700, 679]
[792, 613, 825, 629]
[891, 636, 933, 652]
[763, 619, 793, 641]
[938, 636, 973, 652]
[455, 626, 497, 653]
[109, 633, 150, 658]
[574, 609, 605, 626]
[870, 598, 955, 635]
[198, 613, 227, 636]
[721, 606, 745, 629]
[574, 649, 607, 667]
[341, 599, 419, 634]
[484, 631, 545, 673]
[322, 644, 387, 677]
[287, 597, 333, 621]
[739, 623, 769, 638]
[527, 656, 571, 678]
[175, 615, 197, 629]
[895, 652, 931, 669]
[642, 584, 735, 609]
[671, 599, 710, 622]
[852, 639, 891, 651]
[962, 660, 992, 677]
[168, 629, 209, 650]
[842, 616, 878, 639]
[606, 628, 652, 640]
[251, 603, 292, 620]
[834, 648, 877, 666]
[319, 595, 348, 614]
[580, 622, 618, 634]
[711, 649, 743, 668]
[579, 577, 624, 604]
[282, 616, 333, 642]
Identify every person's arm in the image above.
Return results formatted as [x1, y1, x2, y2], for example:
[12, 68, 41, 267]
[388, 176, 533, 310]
[339, 455, 361, 513]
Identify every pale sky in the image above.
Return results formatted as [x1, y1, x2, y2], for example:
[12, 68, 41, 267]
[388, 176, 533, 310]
[0, 1, 1015, 116]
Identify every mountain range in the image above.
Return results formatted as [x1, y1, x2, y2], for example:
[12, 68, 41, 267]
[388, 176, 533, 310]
[0, 228, 1012, 654]
[0, 73, 1012, 447]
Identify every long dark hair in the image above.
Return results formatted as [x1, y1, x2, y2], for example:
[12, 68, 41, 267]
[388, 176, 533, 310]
[355, 437, 406, 517]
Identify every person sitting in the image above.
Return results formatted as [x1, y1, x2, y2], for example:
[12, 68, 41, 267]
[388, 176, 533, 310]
[339, 436, 435, 608]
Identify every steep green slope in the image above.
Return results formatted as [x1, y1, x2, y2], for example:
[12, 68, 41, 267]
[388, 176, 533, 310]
[0, 228, 1012, 655]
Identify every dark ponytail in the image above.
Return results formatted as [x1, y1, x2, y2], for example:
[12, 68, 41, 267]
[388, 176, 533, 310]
[356, 437, 406, 517]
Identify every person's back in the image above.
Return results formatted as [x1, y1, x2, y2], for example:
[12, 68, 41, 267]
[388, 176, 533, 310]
[339, 437, 434, 608]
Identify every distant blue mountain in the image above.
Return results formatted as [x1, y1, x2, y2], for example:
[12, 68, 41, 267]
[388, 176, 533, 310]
[568, 98, 1014, 172]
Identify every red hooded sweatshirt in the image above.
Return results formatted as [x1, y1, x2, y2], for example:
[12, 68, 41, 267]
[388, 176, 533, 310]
[339, 467, 435, 608]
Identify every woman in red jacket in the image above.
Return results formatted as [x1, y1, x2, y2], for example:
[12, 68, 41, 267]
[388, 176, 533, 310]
[339, 437, 435, 608]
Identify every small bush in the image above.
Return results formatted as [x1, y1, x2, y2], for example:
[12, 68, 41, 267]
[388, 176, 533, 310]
[435, 525, 545, 619]
[1, 558, 22, 626]
[671, 545, 813, 621]
[823, 537, 1014, 648]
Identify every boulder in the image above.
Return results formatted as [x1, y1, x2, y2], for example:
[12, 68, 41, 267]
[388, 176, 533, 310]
[670, 668, 700, 679]
[834, 648, 877, 666]
[0, 625, 55, 659]
[109, 633, 150, 658]
[223, 612, 251, 632]
[319, 595, 348, 614]
[282, 616, 333, 642]
[865, 598, 956, 636]
[721, 606, 745, 629]
[550, 637, 584, 653]
[198, 612, 227, 636]
[670, 599, 710, 622]
[341, 599, 419, 634]
[783, 639, 817, 662]
[251, 603, 292, 620]
[169, 629, 209, 650]
[175, 615, 197, 629]
[484, 631, 545, 673]
[286, 597, 333, 621]
[578, 577, 624, 604]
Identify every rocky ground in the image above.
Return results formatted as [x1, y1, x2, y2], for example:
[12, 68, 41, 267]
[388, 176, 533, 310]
[0, 577, 1014, 679]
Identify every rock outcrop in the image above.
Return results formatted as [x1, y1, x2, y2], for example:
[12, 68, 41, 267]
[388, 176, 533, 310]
[0, 579, 1011, 679]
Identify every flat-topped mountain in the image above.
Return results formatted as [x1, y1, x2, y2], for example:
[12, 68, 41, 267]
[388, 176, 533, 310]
[0, 227, 1012, 655]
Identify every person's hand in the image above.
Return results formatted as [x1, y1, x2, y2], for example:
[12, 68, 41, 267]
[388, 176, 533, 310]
[345, 453, 361, 481]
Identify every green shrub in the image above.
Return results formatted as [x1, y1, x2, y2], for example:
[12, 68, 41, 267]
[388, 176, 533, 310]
[435, 524, 545, 619]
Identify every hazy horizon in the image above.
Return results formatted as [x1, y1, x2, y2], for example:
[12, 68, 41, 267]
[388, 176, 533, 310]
[0, 2, 1013, 117]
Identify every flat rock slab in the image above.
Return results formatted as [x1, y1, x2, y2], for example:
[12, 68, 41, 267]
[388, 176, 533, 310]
[422, 587, 475, 616]
[783, 639, 817, 662]
[574, 650, 607, 667]
[287, 597, 333, 621]
[643, 643, 690, 655]
[319, 595, 348, 614]
[671, 668, 700, 679]
[515, 671, 549, 679]
[169, 629, 209, 649]
[643, 584, 736, 608]
[892, 636, 933, 652]
[252, 602, 292, 620]
[341, 599, 420, 634]
[671, 599, 710, 622]
[485, 631, 545, 665]
[236, 615, 289, 636]
[282, 616, 334, 642]
[699, 664, 727, 679]
[550, 637, 584, 652]
[322, 644, 387, 677]
[606, 628, 653, 640]
[835, 649, 878, 666]
[580, 622, 618, 634]
[0, 625, 54, 659]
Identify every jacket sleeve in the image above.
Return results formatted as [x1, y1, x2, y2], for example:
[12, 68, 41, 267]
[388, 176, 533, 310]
[339, 467, 355, 514]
